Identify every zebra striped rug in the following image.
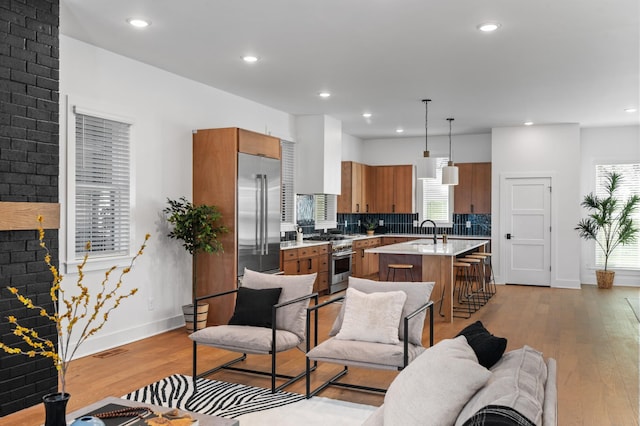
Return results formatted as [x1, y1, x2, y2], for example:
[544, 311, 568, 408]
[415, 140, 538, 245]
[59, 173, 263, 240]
[123, 374, 305, 418]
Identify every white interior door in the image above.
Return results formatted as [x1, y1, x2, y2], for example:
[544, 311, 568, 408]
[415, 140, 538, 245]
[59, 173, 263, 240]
[504, 177, 551, 286]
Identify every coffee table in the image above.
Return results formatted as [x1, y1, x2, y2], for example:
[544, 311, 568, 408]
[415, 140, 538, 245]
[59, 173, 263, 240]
[67, 396, 239, 426]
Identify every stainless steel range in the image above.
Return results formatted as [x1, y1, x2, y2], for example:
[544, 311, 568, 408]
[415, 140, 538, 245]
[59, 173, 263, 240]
[304, 234, 354, 293]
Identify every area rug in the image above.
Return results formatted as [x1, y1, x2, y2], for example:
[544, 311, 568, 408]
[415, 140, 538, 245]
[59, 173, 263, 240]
[123, 374, 377, 424]
[626, 297, 640, 322]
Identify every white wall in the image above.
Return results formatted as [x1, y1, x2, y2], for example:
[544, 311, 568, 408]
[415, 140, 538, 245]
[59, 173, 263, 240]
[362, 133, 491, 166]
[60, 36, 297, 357]
[342, 132, 364, 162]
[492, 124, 582, 289]
[579, 125, 640, 286]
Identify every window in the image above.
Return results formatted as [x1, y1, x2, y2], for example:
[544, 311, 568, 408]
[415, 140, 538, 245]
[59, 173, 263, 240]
[314, 194, 337, 230]
[73, 108, 132, 259]
[281, 140, 296, 231]
[594, 163, 640, 269]
[420, 157, 453, 223]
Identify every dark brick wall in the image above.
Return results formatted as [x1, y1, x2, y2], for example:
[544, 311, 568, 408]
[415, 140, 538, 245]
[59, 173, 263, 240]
[0, 0, 60, 416]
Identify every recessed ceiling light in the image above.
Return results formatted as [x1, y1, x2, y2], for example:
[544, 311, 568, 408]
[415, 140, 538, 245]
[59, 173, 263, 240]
[127, 18, 151, 28]
[477, 22, 500, 32]
[362, 113, 372, 118]
[524, 121, 534, 126]
[242, 55, 259, 63]
[624, 108, 637, 113]
[318, 92, 331, 98]
[396, 128, 404, 133]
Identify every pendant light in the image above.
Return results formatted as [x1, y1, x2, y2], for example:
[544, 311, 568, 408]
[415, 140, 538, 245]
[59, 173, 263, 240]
[442, 117, 459, 185]
[417, 99, 436, 180]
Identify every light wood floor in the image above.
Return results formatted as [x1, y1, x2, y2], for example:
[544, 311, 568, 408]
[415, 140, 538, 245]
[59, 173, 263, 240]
[2, 284, 639, 425]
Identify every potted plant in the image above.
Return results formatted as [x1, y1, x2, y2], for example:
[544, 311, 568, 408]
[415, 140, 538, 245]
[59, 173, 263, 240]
[364, 218, 378, 236]
[164, 197, 228, 331]
[575, 171, 639, 288]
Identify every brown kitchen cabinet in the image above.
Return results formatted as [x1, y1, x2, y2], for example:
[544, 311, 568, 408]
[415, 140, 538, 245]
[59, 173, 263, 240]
[280, 244, 330, 294]
[375, 165, 413, 213]
[338, 162, 375, 213]
[454, 162, 491, 214]
[193, 127, 280, 325]
[352, 238, 381, 278]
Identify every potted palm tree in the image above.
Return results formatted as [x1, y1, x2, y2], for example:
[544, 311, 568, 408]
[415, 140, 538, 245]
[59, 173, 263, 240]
[575, 171, 639, 288]
[164, 197, 228, 330]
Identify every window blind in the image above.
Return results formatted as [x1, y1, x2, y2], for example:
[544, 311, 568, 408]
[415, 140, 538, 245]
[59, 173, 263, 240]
[315, 194, 337, 229]
[75, 113, 131, 258]
[595, 163, 640, 269]
[421, 157, 451, 223]
[280, 140, 296, 231]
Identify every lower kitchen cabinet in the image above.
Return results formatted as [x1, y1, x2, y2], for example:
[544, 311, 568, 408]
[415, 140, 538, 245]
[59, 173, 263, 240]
[352, 238, 381, 279]
[280, 244, 330, 294]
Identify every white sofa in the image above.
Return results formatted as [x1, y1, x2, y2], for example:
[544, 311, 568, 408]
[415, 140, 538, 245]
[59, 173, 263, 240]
[362, 336, 557, 426]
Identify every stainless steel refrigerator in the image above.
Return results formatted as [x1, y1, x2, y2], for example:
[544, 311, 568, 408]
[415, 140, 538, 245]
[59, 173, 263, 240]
[237, 152, 281, 275]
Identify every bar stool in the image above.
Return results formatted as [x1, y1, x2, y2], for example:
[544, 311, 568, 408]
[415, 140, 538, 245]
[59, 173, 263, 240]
[451, 261, 477, 318]
[461, 257, 489, 304]
[467, 252, 496, 297]
[386, 264, 414, 281]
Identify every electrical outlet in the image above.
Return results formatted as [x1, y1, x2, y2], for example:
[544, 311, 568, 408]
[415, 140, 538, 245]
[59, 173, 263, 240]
[413, 220, 419, 227]
[357, 220, 361, 227]
[379, 219, 384, 226]
[466, 221, 471, 228]
[147, 297, 154, 311]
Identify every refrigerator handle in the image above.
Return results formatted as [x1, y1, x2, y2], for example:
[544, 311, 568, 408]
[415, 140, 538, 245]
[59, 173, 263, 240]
[262, 174, 269, 255]
[254, 175, 261, 253]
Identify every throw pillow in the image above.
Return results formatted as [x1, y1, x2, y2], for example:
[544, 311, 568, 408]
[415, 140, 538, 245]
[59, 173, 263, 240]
[240, 268, 316, 340]
[384, 336, 491, 426]
[330, 277, 435, 345]
[456, 320, 507, 368]
[335, 287, 407, 344]
[461, 405, 536, 426]
[228, 286, 282, 328]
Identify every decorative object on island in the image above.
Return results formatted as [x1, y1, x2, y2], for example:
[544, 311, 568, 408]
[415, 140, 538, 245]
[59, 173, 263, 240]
[0, 216, 150, 426]
[575, 171, 639, 288]
[417, 99, 436, 180]
[442, 117, 459, 186]
[164, 197, 228, 331]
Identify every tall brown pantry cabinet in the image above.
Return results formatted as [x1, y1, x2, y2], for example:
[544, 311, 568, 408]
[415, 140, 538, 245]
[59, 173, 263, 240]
[193, 128, 281, 325]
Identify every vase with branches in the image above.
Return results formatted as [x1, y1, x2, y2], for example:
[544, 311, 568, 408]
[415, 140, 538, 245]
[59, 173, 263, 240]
[164, 197, 228, 330]
[0, 216, 150, 424]
[575, 170, 639, 288]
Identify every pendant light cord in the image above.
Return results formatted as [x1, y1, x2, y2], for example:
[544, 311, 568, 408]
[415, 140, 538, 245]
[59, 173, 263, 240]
[422, 99, 431, 155]
[447, 117, 454, 162]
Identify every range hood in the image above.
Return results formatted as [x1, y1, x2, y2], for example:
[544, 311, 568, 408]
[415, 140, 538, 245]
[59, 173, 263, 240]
[294, 114, 342, 195]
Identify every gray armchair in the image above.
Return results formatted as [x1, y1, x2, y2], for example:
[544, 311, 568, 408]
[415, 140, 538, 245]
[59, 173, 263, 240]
[189, 268, 318, 393]
[305, 277, 435, 397]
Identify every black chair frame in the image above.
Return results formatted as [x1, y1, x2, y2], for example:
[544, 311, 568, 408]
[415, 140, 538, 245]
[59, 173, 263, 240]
[305, 296, 434, 398]
[192, 288, 318, 393]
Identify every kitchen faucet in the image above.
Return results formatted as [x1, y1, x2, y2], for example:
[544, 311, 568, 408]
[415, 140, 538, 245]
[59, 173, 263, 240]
[419, 219, 438, 244]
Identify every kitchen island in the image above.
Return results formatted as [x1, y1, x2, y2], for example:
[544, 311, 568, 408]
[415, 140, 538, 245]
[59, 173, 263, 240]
[366, 238, 489, 323]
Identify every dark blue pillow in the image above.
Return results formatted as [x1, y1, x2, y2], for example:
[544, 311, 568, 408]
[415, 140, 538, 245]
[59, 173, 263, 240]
[456, 321, 507, 368]
[228, 286, 282, 328]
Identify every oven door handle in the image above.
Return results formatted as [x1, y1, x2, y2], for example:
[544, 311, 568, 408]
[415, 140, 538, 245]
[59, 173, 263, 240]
[332, 251, 356, 259]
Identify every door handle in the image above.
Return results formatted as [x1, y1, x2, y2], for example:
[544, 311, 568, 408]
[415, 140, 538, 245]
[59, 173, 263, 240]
[506, 233, 512, 240]
[308, 258, 312, 270]
[297, 260, 300, 273]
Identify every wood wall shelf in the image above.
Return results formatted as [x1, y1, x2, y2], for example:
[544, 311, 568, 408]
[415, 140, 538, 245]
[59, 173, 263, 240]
[0, 202, 60, 230]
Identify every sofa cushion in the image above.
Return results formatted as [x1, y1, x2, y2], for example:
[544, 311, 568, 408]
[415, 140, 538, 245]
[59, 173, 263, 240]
[189, 325, 301, 354]
[455, 345, 548, 426]
[241, 268, 316, 340]
[383, 336, 491, 426]
[461, 405, 536, 426]
[335, 287, 407, 344]
[228, 286, 282, 328]
[330, 277, 434, 345]
[456, 320, 508, 368]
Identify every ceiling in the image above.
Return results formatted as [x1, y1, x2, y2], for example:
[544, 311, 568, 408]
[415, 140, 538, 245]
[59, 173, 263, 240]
[60, 0, 639, 139]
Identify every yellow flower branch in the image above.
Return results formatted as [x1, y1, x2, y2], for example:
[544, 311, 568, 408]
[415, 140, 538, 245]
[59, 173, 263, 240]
[1, 215, 151, 395]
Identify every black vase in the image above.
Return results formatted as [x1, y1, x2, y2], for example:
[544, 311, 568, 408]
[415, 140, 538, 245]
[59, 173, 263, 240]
[43, 392, 71, 426]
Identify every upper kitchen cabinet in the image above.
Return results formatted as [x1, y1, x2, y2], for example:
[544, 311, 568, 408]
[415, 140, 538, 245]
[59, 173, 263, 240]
[295, 115, 342, 195]
[338, 161, 376, 213]
[453, 162, 491, 214]
[375, 165, 414, 213]
[193, 127, 281, 325]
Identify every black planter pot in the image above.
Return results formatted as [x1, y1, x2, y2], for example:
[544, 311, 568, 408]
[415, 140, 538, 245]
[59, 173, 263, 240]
[43, 392, 70, 426]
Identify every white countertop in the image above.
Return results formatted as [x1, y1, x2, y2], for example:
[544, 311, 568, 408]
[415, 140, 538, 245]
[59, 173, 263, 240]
[280, 234, 491, 250]
[365, 238, 489, 256]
